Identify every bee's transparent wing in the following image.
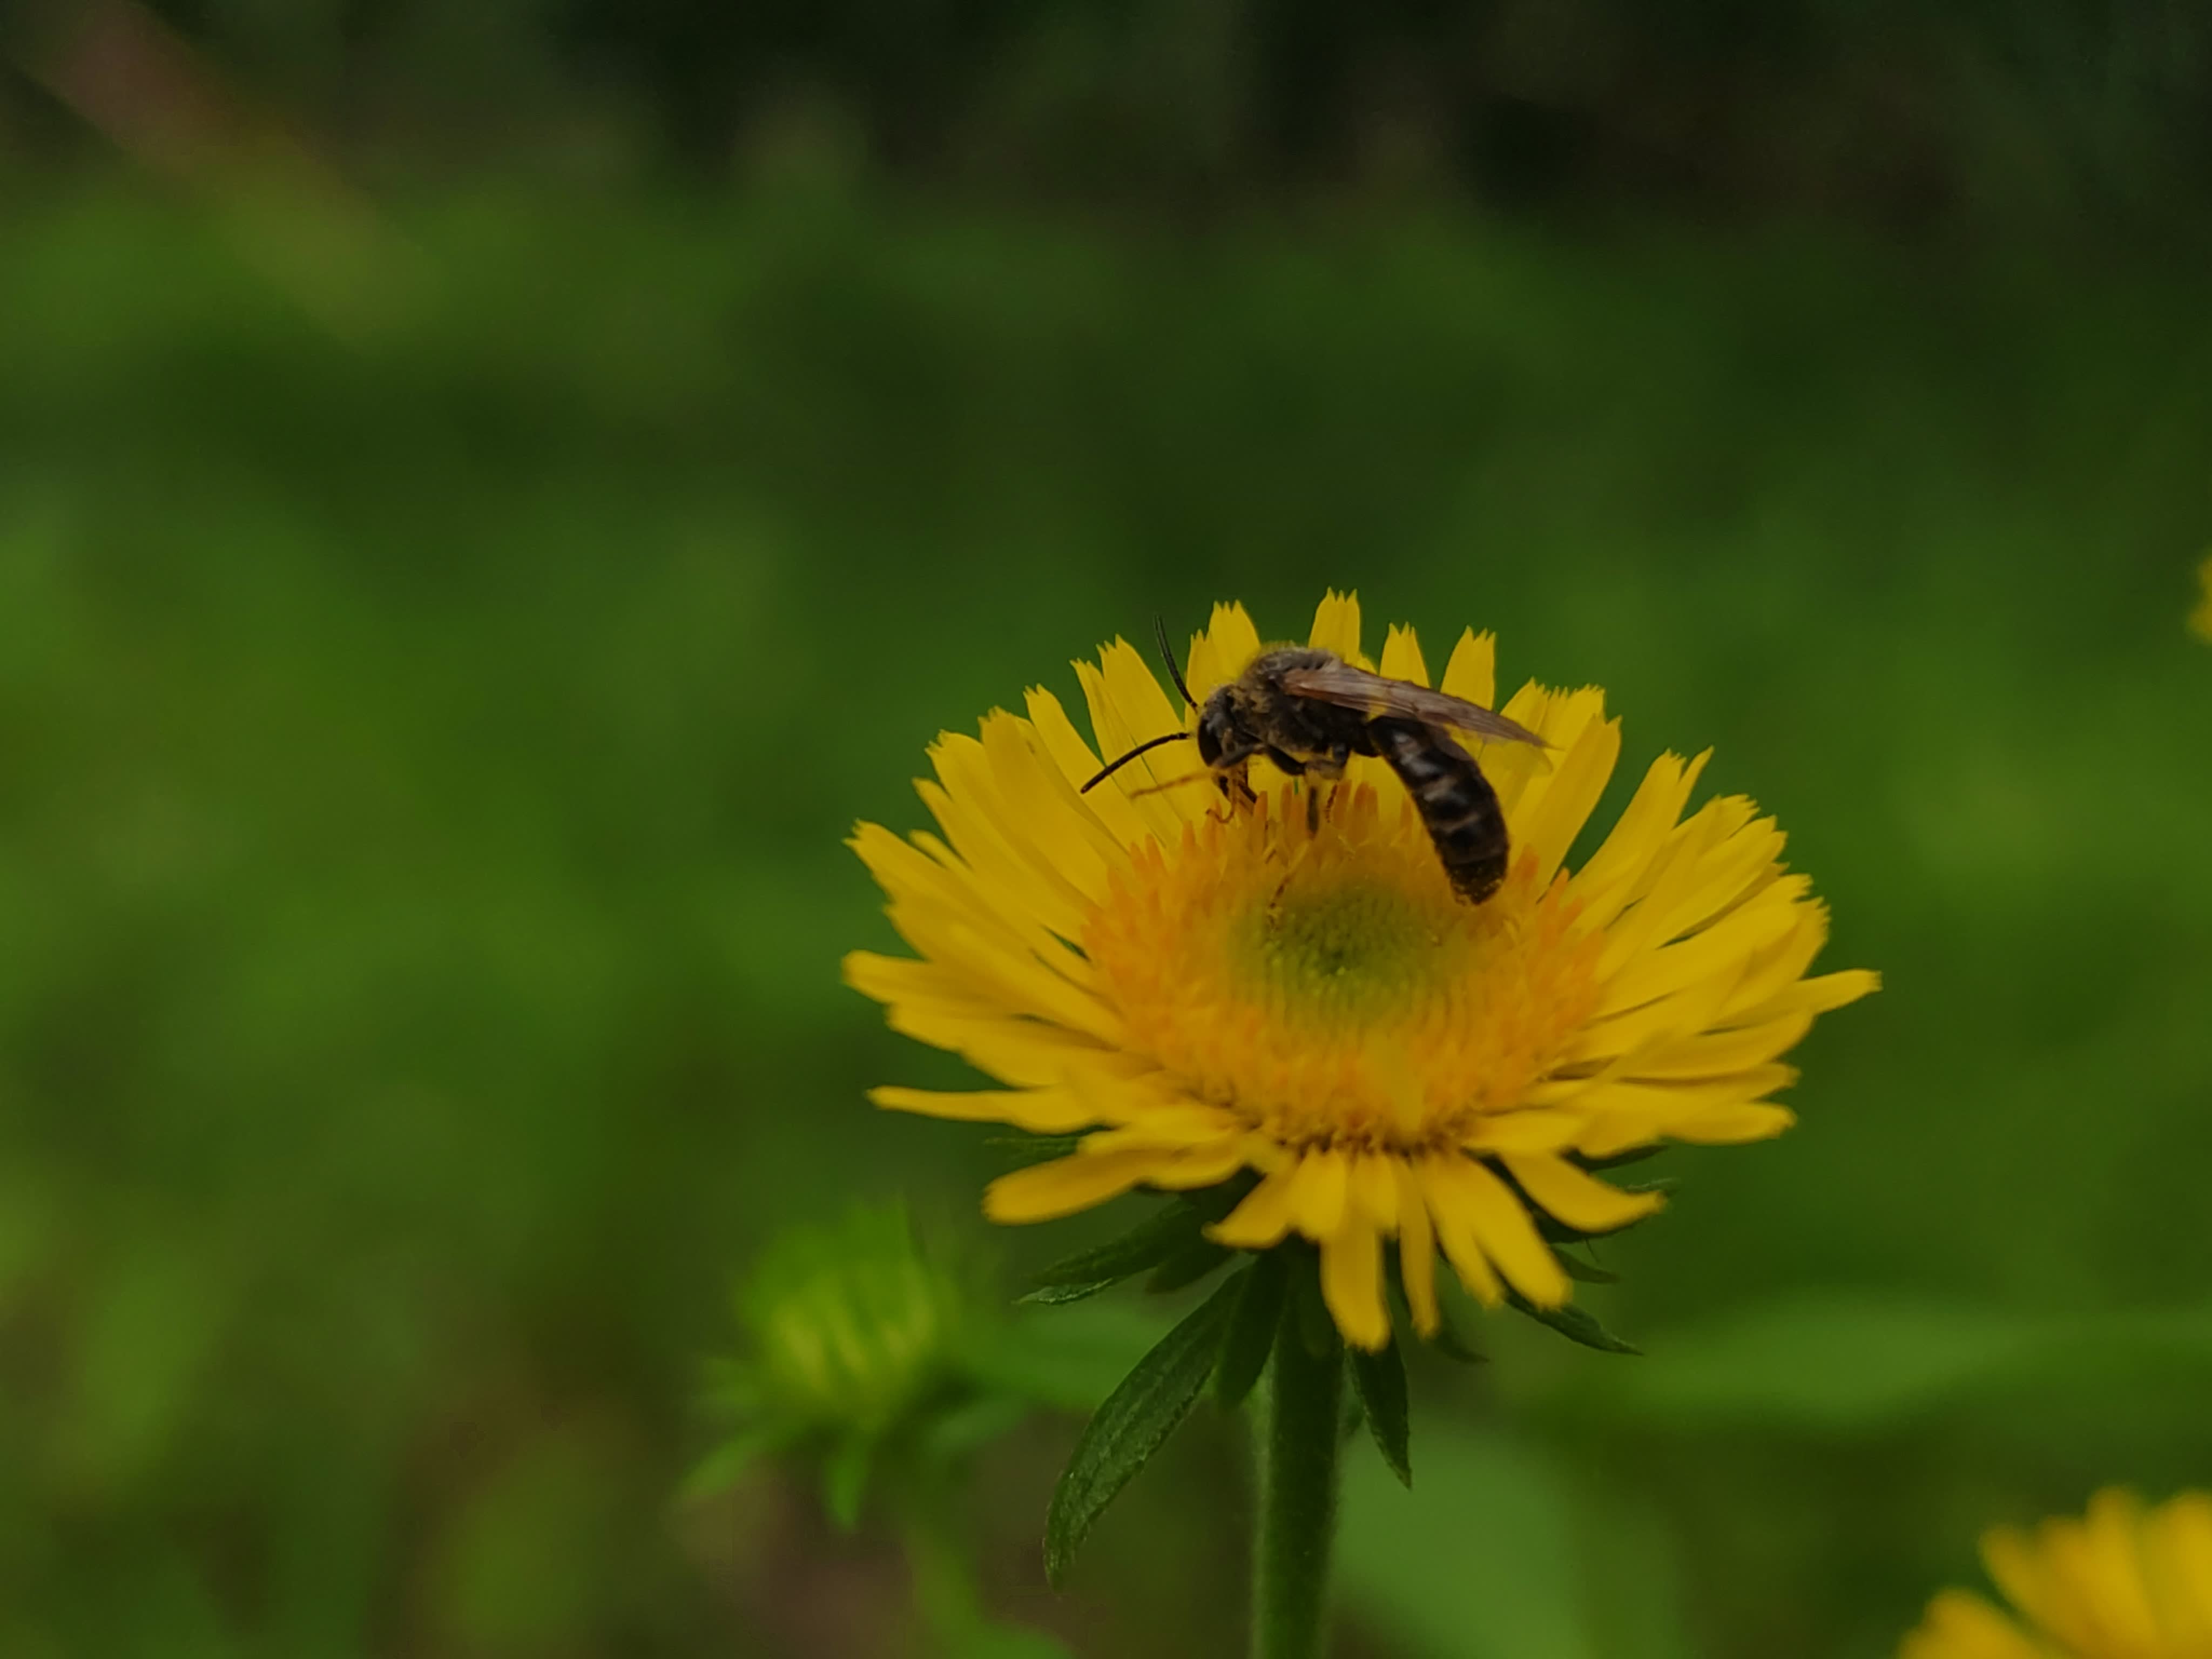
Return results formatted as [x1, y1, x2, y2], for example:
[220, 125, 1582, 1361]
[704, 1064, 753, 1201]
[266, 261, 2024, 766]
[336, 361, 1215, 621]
[1278, 660, 1549, 748]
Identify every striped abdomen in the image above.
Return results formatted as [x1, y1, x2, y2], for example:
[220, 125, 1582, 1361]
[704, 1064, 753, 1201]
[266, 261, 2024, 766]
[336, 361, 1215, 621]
[1366, 717, 1510, 905]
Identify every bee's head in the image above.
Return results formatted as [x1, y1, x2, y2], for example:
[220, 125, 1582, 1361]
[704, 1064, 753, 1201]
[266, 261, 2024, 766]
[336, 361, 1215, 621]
[1195, 691, 1237, 770]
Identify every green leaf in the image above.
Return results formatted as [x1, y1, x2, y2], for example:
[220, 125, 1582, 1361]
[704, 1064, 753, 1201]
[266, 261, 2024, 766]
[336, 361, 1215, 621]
[1350, 1339, 1413, 1487]
[1510, 1293, 1641, 1356]
[1145, 1236, 1235, 1294]
[1214, 1253, 1287, 1410]
[1043, 1271, 1243, 1587]
[822, 1431, 874, 1531]
[1028, 1201, 1208, 1295]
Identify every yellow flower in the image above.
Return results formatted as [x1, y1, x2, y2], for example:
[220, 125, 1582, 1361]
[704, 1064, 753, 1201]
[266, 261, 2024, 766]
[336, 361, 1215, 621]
[845, 594, 1876, 1351]
[2191, 554, 2212, 642]
[1900, 1489, 2212, 1658]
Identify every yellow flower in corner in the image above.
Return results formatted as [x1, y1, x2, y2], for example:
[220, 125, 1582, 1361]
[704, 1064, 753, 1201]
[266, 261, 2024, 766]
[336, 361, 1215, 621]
[1901, 1489, 2212, 1658]
[2191, 553, 2212, 642]
[844, 595, 1876, 1351]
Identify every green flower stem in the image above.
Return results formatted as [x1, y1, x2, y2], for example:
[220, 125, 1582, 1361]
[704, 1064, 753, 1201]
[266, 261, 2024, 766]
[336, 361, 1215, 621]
[1250, 1316, 1344, 1659]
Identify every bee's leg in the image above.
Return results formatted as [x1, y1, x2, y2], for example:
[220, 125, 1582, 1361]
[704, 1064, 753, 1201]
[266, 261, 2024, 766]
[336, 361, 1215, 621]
[1211, 758, 1257, 820]
[1296, 748, 1348, 833]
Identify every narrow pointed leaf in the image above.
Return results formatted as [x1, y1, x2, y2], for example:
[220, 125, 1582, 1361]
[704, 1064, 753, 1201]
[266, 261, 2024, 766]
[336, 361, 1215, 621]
[1214, 1253, 1287, 1410]
[1509, 1292, 1641, 1355]
[1350, 1339, 1412, 1487]
[1145, 1236, 1235, 1294]
[1030, 1200, 1206, 1293]
[1043, 1272, 1243, 1587]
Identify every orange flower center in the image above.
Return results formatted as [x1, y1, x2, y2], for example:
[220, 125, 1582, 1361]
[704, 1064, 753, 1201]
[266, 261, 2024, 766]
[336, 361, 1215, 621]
[1084, 784, 1603, 1153]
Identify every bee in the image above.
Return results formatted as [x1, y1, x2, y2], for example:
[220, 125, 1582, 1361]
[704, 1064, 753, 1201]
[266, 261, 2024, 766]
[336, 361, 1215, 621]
[1082, 619, 1548, 905]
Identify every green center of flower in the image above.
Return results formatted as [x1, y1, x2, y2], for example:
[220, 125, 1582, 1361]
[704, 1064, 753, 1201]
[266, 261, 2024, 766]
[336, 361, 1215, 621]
[1233, 873, 1444, 1021]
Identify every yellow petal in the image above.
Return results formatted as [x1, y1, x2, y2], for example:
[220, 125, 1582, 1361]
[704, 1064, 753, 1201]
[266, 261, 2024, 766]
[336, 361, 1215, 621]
[983, 1148, 1167, 1223]
[1461, 1110, 1583, 1152]
[1211, 1165, 1301, 1250]
[1307, 589, 1365, 662]
[1391, 1161, 1441, 1336]
[1898, 1590, 2047, 1659]
[1290, 1148, 1350, 1238]
[1451, 1157, 1570, 1306]
[1416, 1157, 1503, 1307]
[1321, 1220, 1391, 1352]
[1076, 655, 1189, 843]
[1348, 1151, 1400, 1231]
[1186, 602, 1261, 701]
[870, 1084, 1096, 1134]
[1438, 628, 1496, 713]
[1500, 1153, 1666, 1233]
[1569, 750, 1709, 925]
[1513, 702, 1621, 884]
[1024, 684, 1154, 849]
[1377, 624, 1430, 687]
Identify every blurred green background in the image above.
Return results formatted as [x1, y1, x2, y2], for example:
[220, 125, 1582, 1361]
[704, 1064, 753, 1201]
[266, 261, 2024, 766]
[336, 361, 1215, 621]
[3, 3, 2210, 1655]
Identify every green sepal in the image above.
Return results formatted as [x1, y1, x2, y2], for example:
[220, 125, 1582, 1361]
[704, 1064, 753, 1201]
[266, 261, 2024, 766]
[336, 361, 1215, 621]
[1019, 1278, 1123, 1307]
[1042, 1271, 1244, 1587]
[1429, 1318, 1488, 1363]
[1145, 1236, 1235, 1294]
[1213, 1253, 1287, 1410]
[1348, 1339, 1412, 1488]
[1571, 1147, 1668, 1172]
[1026, 1200, 1208, 1299]
[1289, 1248, 1335, 1360]
[1508, 1291, 1641, 1355]
[823, 1429, 875, 1531]
[1559, 1250, 1619, 1285]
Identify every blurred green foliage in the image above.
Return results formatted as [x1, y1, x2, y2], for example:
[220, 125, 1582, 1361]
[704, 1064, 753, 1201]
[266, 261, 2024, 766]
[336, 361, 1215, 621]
[0, 186, 2208, 1656]
[12, 0, 2212, 237]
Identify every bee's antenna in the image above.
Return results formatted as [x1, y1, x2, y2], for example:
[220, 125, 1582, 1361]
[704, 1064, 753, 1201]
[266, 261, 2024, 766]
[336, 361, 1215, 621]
[1081, 731, 1192, 793]
[1153, 614, 1197, 710]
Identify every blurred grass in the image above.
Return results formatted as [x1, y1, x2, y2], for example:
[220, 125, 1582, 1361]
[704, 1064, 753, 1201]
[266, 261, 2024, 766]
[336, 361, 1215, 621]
[0, 185, 2209, 1656]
